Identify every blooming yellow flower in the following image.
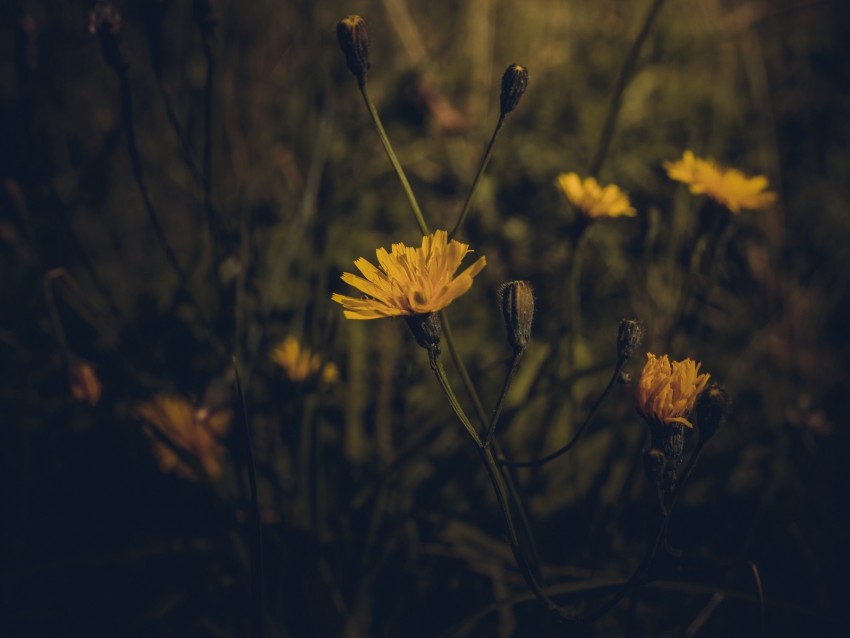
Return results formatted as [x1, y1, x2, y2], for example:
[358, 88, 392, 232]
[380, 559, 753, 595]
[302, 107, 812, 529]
[636, 353, 710, 428]
[664, 150, 777, 213]
[270, 336, 338, 383]
[556, 172, 636, 219]
[331, 230, 487, 319]
[136, 394, 232, 480]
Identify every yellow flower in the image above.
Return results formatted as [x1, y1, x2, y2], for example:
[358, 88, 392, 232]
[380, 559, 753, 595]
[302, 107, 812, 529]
[136, 394, 232, 480]
[68, 359, 102, 406]
[636, 353, 710, 428]
[331, 229, 487, 319]
[270, 336, 337, 383]
[556, 172, 636, 219]
[664, 150, 777, 213]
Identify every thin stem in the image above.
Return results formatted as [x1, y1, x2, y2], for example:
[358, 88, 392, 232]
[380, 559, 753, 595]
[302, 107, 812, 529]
[43, 269, 72, 357]
[449, 115, 505, 240]
[232, 357, 264, 638]
[359, 83, 430, 235]
[438, 309, 543, 575]
[428, 348, 482, 447]
[501, 358, 626, 468]
[428, 348, 578, 623]
[483, 349, 523, 448]
[589, 0, 668, 176]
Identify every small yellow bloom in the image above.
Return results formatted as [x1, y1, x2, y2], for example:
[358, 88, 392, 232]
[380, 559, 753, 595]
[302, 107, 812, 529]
[664, 150, 777, 213]
[556, 172, 636, 219]
[331, 229, 487, 319]
[136, 394, 232, 480]
[636, 353, 710, 428]
[68, 360, 102, 406]
[270, 336, 337, 383]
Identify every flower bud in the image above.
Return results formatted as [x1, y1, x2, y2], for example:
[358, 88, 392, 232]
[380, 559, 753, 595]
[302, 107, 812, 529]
[695, 382, 728, 440]
[89, 3, 128, 74]
[337, 15, 371, 87]
[617, 318, 643, 360]
[499, 64, 528, 117]
[405, 313, 442, 352]
[499, 280, 534, 352]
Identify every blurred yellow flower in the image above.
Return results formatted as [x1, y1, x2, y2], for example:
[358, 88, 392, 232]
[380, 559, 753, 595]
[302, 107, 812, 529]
[270, 336, 338, 383]
[556, 172, 636, 219]
[636, 353, 710, 428]
[331, 229, 486, 319]
[68, 359, 102, 406]
[136, 394, 232, 480]
[664, 150, 776, 213]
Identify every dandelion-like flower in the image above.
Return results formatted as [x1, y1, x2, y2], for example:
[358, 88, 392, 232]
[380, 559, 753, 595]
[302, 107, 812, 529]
[636, 353, 710, 429]
[270, 336, 338, 383]
[136, 394, 232, 480]
[556, 172, 636, 219]
[331, 230, 487, 320]
[664, 150, 777, 213]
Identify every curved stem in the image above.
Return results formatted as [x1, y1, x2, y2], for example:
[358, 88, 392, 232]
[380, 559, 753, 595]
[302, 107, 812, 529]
[428, 348, 482, 447]
[483, 349, 523, 448]
[428, 348, 579, 623]
[449, 115, 505, 240]
[589, 0, 668, 176]
[359, 84, 430, 235]
[501, 358, 626, 468]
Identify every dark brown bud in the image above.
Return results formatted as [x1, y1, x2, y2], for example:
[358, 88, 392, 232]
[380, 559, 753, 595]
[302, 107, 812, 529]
[499, 64, 528, 117]
[337, 15, 370, 87]
[89, 3, 128, 73]
[617, 318, 644, 360]
[405, 313, 442, 352]
[499, 280, 534, 352]
[695, 382, 728, 440]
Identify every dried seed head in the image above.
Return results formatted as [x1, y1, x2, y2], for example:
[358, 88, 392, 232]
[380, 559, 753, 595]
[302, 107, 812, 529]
[499, 64, 528, 117]
[695, 382, 728, 440]
[89, 3, 128, 73]
[499, 280, 534, 352]
[617, 318, 644, 360]
[337, 15, 371, 87]
[405, 313, 443, 352]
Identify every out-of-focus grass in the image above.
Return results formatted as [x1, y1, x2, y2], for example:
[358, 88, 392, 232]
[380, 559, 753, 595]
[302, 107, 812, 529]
[1, 0, 848, 636]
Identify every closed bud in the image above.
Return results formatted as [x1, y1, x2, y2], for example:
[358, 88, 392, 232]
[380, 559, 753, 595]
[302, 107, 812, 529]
[405, 313, 442, 352]
[499, 64, 528, 117]
[89, 3, 128, 74]
[337, 15, 371, 87]
[499, 280, 534, 352]
[695, 382, 728, 440]
[617, 318, 643, 360]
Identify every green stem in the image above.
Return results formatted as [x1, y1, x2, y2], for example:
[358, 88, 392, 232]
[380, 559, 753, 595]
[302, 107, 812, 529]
[589, 0, 668, 176]
[449, 115, 505, 240]
[501, 358, 626, 468]
[428, 348, 482, 447]
[359, 84, 430, 235]
[232, 357, 264, 638]
[428, 348, 577, 623]
[483, 349, 523, 448]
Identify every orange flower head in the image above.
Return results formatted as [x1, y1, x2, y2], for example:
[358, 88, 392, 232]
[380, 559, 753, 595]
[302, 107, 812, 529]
[636, 353, 710, 428]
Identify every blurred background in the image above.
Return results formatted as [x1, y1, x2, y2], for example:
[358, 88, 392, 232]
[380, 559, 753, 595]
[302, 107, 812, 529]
[1, 0, 849, 636]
